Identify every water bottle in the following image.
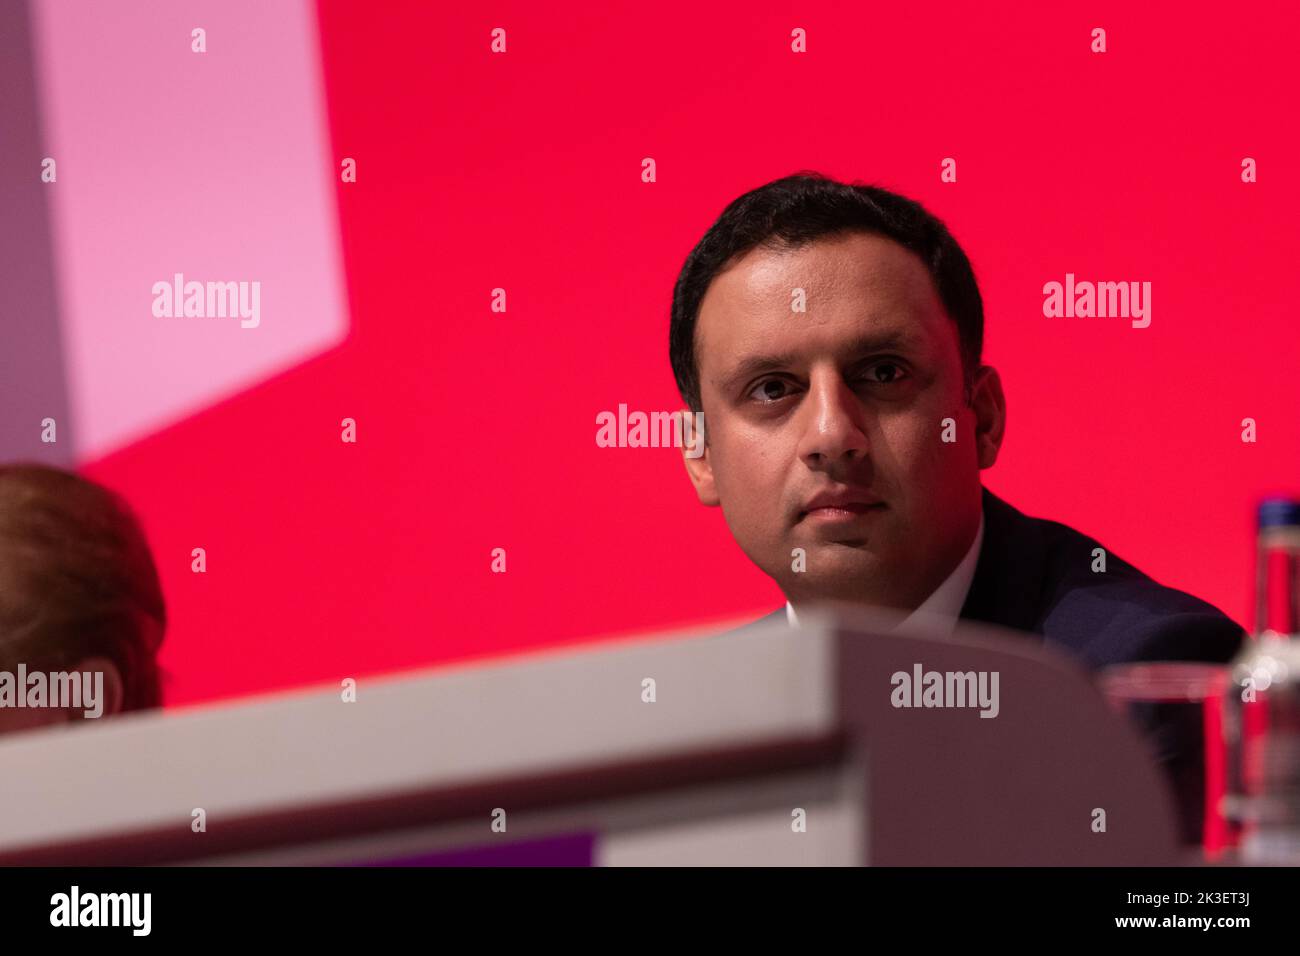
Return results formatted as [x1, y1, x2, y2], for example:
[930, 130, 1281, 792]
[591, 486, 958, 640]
[1223, 497, 1300, 862]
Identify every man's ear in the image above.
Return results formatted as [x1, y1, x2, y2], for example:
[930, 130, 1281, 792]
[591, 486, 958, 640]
[970, 365, 1006, 470]
[73, 655, 124, 718]
[678, 408, 719, 506]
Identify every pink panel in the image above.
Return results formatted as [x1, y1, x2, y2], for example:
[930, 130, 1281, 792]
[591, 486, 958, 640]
[30, 0, 348, 459]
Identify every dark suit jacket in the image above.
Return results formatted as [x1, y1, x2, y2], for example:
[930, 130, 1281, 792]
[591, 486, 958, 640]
[739, 486, 1247, 843]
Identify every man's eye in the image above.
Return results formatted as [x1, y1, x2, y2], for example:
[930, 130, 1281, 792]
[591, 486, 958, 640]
[749, 378, 795, 403]
[862, 362, 906, 384]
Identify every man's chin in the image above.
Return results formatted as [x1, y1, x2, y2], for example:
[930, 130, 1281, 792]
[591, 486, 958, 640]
[778, 549, 895, 604]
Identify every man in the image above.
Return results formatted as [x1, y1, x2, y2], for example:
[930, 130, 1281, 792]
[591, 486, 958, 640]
[0, 463, 166, 733]
[668, 171, 1244, 842]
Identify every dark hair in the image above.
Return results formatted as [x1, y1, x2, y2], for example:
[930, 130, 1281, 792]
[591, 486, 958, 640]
[669, 171, 984, 412]
[0, 463, 166, 710]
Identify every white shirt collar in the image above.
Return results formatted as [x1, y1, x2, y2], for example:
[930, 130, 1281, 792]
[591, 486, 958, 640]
[785, 510, 985, 633]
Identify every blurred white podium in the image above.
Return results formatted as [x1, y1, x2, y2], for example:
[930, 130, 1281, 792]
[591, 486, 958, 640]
[0, 606, 1180, 865]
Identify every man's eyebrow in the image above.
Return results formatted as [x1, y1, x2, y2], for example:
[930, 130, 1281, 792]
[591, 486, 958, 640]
[717, 330, 923, 391]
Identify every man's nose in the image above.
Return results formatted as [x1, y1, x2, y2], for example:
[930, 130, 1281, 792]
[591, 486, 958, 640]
[796, 373, 870, 470]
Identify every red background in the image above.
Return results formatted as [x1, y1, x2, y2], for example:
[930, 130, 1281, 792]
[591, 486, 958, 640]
[84, 1, 1300, 707]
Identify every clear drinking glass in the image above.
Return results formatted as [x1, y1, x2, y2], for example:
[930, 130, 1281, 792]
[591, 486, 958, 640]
[1098, 661, 1234, 860]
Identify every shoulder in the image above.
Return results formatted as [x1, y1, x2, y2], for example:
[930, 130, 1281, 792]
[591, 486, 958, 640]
[1016, 505, 1247, 669]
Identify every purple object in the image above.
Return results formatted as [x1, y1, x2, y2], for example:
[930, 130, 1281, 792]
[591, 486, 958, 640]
[350, 832, 595, 867]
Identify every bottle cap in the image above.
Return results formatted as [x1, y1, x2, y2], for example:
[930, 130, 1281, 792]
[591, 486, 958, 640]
[1258, 497, 1300, 529]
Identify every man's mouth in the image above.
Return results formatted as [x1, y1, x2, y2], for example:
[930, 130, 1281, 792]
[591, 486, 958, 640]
[798, 488, 886, 522]
[801, 502, 887, 523]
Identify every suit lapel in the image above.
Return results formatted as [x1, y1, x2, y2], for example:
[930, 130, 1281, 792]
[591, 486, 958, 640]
[958, 487, 1049, 636]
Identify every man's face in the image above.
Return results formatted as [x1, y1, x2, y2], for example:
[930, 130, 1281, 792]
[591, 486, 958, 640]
[682, 231, 1004, 611]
